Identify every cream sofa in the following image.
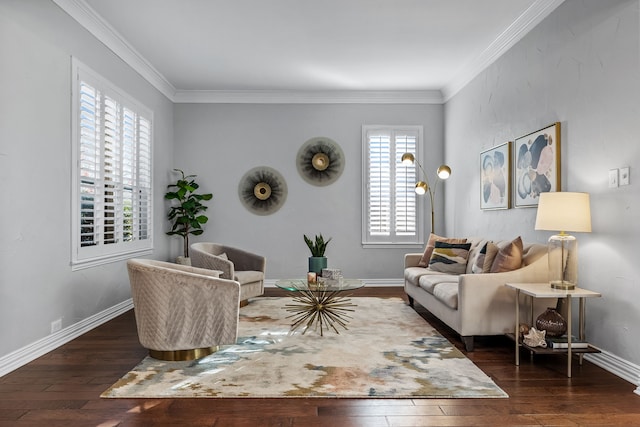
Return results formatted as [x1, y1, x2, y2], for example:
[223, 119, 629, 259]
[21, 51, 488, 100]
[404, 237, 555, 351]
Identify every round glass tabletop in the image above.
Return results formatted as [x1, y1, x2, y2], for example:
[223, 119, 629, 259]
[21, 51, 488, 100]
[275, 278, 364, 293]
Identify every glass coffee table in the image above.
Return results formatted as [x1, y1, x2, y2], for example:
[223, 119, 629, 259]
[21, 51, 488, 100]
[275, 278, 364, 336]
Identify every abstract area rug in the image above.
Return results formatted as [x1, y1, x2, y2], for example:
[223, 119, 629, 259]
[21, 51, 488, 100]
[102, 297, 507, 399]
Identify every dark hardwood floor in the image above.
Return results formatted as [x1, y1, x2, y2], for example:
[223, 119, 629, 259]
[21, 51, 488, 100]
[1, 287, 638, 426]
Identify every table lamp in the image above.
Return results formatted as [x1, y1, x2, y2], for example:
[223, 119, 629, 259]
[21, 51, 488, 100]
[534, 192, 591, 290]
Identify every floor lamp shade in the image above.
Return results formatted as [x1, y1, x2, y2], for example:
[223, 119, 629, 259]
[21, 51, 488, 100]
[534, 192, 591, 290]
[400, 152, 451, 234]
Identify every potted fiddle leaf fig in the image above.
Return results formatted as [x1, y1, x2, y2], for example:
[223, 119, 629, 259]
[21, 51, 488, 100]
[165, 169, 213, 264]
[304, 233, 332, 274]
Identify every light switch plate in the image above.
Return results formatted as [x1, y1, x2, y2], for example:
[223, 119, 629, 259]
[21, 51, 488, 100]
[609, 169, 619, 188]
[620, 167, 630, 186]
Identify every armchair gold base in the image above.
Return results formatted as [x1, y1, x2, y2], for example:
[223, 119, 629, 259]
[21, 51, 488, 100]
[148, 346, 219, 361]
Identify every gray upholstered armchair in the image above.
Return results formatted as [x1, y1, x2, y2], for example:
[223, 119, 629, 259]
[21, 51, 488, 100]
[126, 259, 240, 361]
[190, 242, 266, 306]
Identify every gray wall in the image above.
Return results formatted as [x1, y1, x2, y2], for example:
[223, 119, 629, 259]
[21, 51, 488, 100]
[0, 1, 174, 359]
[174, 103, 444, 279]
[444, 0, 640, 365]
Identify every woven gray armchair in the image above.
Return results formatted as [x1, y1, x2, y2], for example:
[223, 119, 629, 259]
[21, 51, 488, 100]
[190, 242, 266, 306]
[126, 259, 240, 361]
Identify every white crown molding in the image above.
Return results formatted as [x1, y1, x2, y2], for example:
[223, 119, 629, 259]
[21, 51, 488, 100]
[55, 0, 563, 105]
[441, 0, 566, 102]
[52, 0, 176, 101]
[173, 90, 444, 104]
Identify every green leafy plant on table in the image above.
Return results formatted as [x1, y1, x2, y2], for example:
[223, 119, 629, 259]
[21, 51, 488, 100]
[304, 234, 332, 257]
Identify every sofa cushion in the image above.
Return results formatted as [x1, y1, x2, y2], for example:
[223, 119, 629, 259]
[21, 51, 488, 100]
[490, 236, 524, 273]
[432, 282, 459, 309]
[418, 274, 458, 294]
[428, 241, 472, 274]
[418, 234, 468, 267]
[234, 270, 264, 285]
[404, 266, 441, 286]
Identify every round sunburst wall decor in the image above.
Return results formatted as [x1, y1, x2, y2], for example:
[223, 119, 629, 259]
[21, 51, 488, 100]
[296, 137, 345, 186]
[238, 166, 287, 215]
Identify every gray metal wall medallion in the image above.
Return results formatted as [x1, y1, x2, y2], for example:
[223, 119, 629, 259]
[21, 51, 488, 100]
[238, 166, 287, 215]
[296, 137, 345, 186]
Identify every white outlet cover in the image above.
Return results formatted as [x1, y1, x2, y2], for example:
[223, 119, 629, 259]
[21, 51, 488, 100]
[620, 167, 630, 186]
[609, 169, 619, 188]
[51, 319, 62, 333]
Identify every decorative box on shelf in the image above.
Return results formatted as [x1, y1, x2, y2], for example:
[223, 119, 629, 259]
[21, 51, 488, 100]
[321, 268, 342, 279]
[546, 335, 589, 349]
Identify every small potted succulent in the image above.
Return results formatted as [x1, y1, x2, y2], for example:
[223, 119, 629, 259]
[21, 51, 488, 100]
[304, 233, 332, 274]
[165, 169, 213, 264]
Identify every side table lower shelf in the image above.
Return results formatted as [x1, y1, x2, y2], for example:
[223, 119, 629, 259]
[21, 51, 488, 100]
[505, 283, 602, 378]
[506, 333, 601, 355]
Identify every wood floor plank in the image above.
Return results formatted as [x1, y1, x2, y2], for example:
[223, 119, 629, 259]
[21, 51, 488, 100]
[0, 287, 638, 426]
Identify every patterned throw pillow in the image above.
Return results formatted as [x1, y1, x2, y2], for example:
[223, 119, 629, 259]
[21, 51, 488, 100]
[418, 233, 468, 267]
[490, 236, 523, 273]
[472, 242, 500, 273]
[471, 243, 488, 274]
[428, 241, 473, 274]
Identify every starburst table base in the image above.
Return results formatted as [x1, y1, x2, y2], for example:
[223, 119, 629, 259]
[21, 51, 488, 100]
[284, 288, 357, 336]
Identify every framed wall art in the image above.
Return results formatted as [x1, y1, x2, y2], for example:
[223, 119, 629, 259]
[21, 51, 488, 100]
[480, 142, 511, 210]
[513, 122, 561, 208]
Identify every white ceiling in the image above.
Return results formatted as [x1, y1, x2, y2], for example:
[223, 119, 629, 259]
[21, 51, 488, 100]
[57, 0, 565, 103]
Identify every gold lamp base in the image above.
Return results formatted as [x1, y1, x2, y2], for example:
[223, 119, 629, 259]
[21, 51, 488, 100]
[550, 281, 576, 290]
[149, 346, 219, 361]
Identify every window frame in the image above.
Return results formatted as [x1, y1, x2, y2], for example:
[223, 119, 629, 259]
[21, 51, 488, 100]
[361, 125, 425, 248]
[71, 58, 154, 270]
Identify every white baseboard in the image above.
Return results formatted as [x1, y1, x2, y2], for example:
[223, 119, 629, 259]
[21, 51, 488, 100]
[584, 350, 640, 393]
[264, 278, 404, 287]
[0, 298, 133, 378]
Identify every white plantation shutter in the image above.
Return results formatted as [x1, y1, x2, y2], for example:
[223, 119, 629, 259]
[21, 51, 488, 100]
[395, 133, 417, 236]
[72, 59, 153, 269]
[362, 126, 424, 245]
[368, 132, 391, 236]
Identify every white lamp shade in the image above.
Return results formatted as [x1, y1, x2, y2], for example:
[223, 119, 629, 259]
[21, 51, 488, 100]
[534, 192, 591, 233]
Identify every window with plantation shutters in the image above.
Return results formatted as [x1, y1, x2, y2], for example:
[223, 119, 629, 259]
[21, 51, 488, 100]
[362, 125, 424, 246]
[71, 59, 153, 269]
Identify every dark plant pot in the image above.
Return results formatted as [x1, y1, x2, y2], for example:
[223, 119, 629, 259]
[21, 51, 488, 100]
[535, 307, 567, 337]
[308, 257, 327, 274]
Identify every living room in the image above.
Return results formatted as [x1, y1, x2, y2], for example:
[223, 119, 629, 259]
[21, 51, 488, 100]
[0, 0, 638, 407]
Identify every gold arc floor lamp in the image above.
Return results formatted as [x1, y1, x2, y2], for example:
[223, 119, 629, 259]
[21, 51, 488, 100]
[534, 192, 592, 290]
[401, 153, 452, 233]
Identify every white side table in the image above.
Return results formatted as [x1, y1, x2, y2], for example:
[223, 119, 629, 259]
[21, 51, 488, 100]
[505, 282, 601, 377]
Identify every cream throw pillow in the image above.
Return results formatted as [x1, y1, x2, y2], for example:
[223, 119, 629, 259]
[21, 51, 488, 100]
[482, 242, 500, 272]
[490, 236, 523, 273]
